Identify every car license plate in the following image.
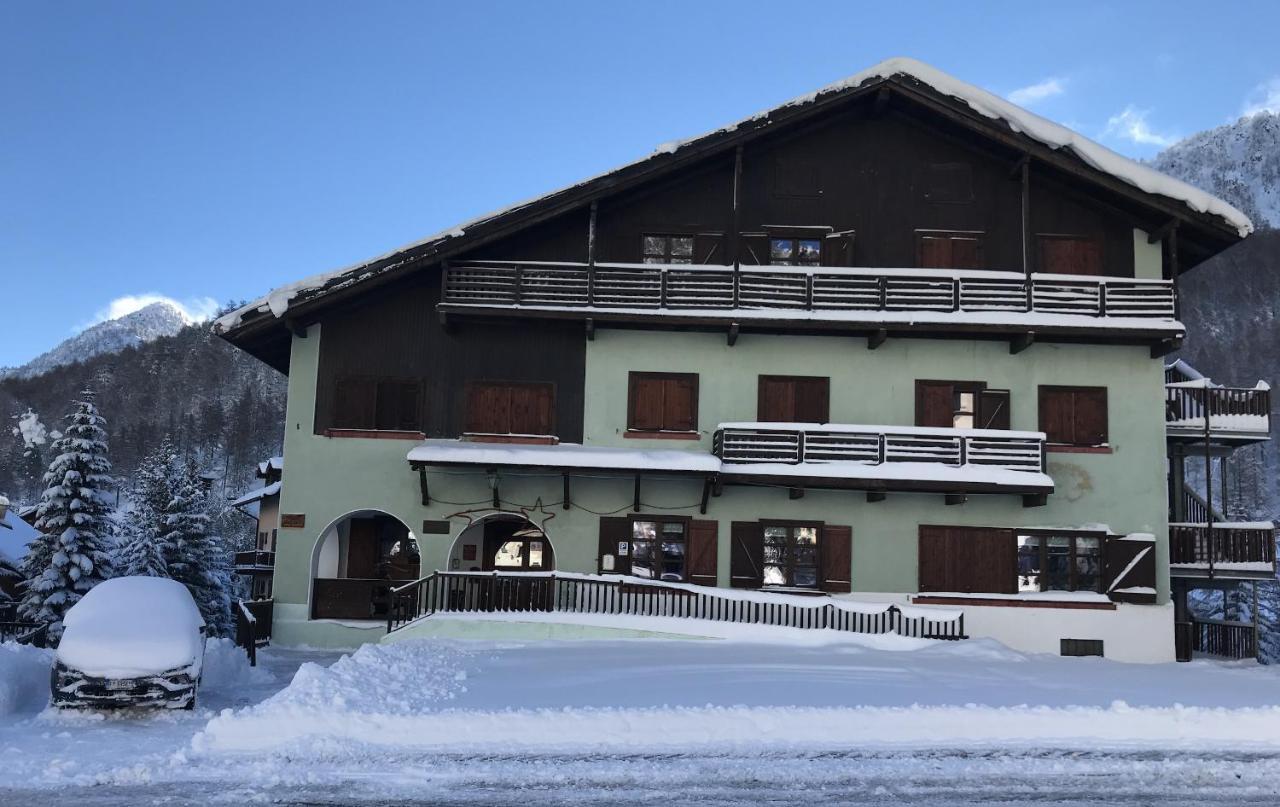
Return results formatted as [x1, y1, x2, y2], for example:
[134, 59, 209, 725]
[106, 679, 134, 690]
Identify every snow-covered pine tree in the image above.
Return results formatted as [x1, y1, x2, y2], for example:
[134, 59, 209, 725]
[114, 439, 179, 577]
[163, 461, 233, 636]
[17, 390, 115, 639]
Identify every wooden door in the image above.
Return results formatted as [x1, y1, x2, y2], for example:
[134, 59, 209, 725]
[345, 519, 379, 579]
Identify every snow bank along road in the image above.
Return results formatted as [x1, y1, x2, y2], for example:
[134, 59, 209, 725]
[3, 633, 1280, 804]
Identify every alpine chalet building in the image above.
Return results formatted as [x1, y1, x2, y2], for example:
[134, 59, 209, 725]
[215, 59, 1270, 662]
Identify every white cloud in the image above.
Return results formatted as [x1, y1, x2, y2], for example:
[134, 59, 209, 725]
[79, 293, 220, 331]
[1008, 77, 1066, 106]
[1242, 78, 1280, 117]
[1102, 105, 1179, 148]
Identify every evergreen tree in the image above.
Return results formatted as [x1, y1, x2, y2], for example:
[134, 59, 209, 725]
[17, 391, 115, 639]
[114, 438, 179, 577]
[164, 461, 233, 636]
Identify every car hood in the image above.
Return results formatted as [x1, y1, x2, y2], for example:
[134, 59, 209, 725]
[57, 577, 205, 678]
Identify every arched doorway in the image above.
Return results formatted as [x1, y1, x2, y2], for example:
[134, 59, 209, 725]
[447, 512, 555, 573]
[311, 510, 420, 620]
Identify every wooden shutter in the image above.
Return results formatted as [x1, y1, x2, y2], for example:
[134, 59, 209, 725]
[375, 380, 421, 431]
[1039, 236, 1102, 276]
[466, 382, 511, 434]
[918, 526, 1014, 594]
[687, 520, 718, 586]
[1104, 536, 1155, 604]
[1074, 388, 1108, 446]
[730, 521, 764, 589]
[598, 517, 632, 576]
[819, 525, 852, 593]
[739, 233, 770, 265]
[821, 232, 856, 267]
[917, 235, 951, 268]
[917, 233, 984, 270]
[1038, 387, 1074, 444]
[694, 233, 724, 265]
[663, 376, 697, 432]
[628, 374, 665, 431]
[915, 381, 956, 428]
[918, 525, 949, 592]
[510, 383, 554, 435]
[795, 377, 829, 423]
[334, 378, 375, 429]
[977, 389, 1011, 430]
[950, 236, 984, 269]
[758, 376, 795, 422]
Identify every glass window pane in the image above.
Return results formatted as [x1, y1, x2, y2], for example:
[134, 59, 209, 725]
[797, 240, 821, 264]
[1017, 535, 1041, 592]
[528, 541, 544, 569]
[661, 521, 685, 538]
[1074, 537, 1101, 592]
[643, 236, 666, 256]
[764, 526, 788, 544]
[763, 565, 786, 586]
[634, 521, 657, 541]
[763, 544, 784, 564]
[794, 527, 817, 546]
[671, 237, 694, 256]
[793, 567, 818, 588]
[643, 256, 665, 264]
[1044, 536, 1071, 590]
[770, 239, 794, 260]
[494, 540, 524, 568]
[794, 544, 816, 565]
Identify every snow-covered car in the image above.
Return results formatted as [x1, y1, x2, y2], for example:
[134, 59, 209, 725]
[51, 576, 206, 709]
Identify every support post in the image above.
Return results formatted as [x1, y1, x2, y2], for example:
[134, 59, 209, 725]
[633, 474, 642, 512]
[867, 328, 888, 350]
[417, 466, 430, 506]
[562, 472, 571, 510]
[1019, 156, 1031, 278]
[585, 318, 595, 341]
[699, 476, 711, 514]
[1010, 332, 1035, 355]
[587, 201, 598, 266]
[731, 145, 743, 270]
[1203, 385, 1214, 580]
[727, 322, 740, 347]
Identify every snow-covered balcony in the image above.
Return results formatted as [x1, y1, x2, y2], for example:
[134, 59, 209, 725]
[1169, 522, 1277, 579]
[233, 550, 276, 572]
[439, 260, 1182, 344]
[1165, 379, 1271, 445]
[713, 422, 1052, 502]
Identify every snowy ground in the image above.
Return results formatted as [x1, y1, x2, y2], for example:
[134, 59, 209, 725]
[3, 633, 1280, 805]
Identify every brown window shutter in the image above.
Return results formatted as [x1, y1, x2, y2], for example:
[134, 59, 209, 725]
[821, 233, 855, 267]
[819, 525, 852, 593]
[598, 517, 632, 576]
[757, 376, 795, 422]
[628, 374, 665, 431]
[961, 527, 1016, 594]
[1103, 536, 1155, 603]
[795, 377, 830, 423]
[1074, 388, 1108, 446]
[663, 376, 697, 431]
[1037, 387, 1074, 444]
[694, 233, 724, 265]
[1039, 236, 1103, 276]
[687, 520, 719, 586]
[509, 383, 554, 436]
[334, 378, 375, 429]
[977, 389, 1011, 430]
[465, 382, 511, 434]
[729, 521, 764, 589]
[918, 234, 984, 269]
[951, 236, 984, 270]
[917, 526, 948, 592]
[739, 234, 769, 265]
[915, 381, 956, 428]
[917, 235, 951, 268]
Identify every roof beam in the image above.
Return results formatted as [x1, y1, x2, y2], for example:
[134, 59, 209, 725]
[867, 328, 888, 350]
[1010, 332, 1035, 355]
[1148, 218, 1180, 244]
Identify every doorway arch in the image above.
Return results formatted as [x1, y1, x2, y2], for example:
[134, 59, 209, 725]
[446, 512, 555, 573]
[309, 509, 420, 620]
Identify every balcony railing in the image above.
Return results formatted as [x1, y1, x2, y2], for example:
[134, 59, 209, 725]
[1165, 383, 1271, 439]
[234, 550, 276, 571]
[442, 261, 1177, 320]
[713, 423, 1046, 474]
[1169, 523, 1277, 569]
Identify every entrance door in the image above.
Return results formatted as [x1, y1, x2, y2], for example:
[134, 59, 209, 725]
[481, 519, 554, 611]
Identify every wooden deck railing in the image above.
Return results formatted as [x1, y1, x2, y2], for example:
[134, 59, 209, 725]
[1165, 385, 1271, 435]
[233, 550, 276, 570]
[712, 424, 1045, 473]
[442, 261, 1177, 319]
[312, 578, 398, 620]
[234, 599, 272, 666]
[1169, 523, 1276, 567]
[386, 571, 966, 641]
[1192, 618, 1256, 659]
[1178, 484, 1223, 524]
[0, 620, 48, 647]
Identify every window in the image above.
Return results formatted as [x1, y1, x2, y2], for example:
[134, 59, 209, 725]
[333, 377, 422, 431]
[916, 381, 1010, 430]
[1061, 638, 1105, 657]
[769, 237, 822, 266]
[465, 381, 555, 436]
[1017, 533, 1103, 593]
[1038, 235, 1102, 276]
[758, 376, 830, 423]
[631, 518, 687, 582]
[643, 234, 695, 264]
[1038, 386, 1107, 446]
[916, 231, 985, 270]
[627, 372, 698, 433]
[762, 523, 820, 588]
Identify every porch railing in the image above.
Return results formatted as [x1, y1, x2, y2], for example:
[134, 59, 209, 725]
[312, 578, 397, 620]
[1169, 523, 1276, 567]
[234, 599, 272, 667]
[1165, 385, 1271, 436]
[1192, 618, 1256, 659]
[442, 261, 1177, 319]
[1178, 484, 1224, 524]
[713, 424, 1045, 473]
[387, 571, 966, 641]
[234, 550, 276, 570]
[0, 620, 48, 647]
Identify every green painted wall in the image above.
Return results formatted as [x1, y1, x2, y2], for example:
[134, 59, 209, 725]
[1133, 228, 1163, 280]
[271, 320, 1170, 645]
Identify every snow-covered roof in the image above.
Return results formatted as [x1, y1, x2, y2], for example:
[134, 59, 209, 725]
[257, 456, 284, 477]
[58, 576, 205, 678]
[230, 481, 281, 509]
[214, 57, 1250, 335]
[0, 509, 38, 567]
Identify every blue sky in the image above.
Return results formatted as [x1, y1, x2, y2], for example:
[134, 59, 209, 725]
[3, 1, 1279, 367]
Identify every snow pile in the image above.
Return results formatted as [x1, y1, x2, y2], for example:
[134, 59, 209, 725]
[57, 576, 205, 678]
[199, 638, 273, 690]
[0, 641, 53, 716]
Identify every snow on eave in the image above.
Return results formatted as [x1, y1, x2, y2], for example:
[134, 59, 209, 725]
[215, 57, 1251, 336]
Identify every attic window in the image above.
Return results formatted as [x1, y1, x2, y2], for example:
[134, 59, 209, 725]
[769, 237, 822, 266]
[643, 235, 695, 265]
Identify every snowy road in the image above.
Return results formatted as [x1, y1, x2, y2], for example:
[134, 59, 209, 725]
[4, 634, 1280, 805]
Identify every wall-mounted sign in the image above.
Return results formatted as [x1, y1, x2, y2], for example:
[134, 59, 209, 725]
[281, 514, 306, 529]
[617, 541, 629, 557]
[450, 558, 461, 570]
[602, 555, 615, 572]
[462, 544, 477, 561]
[421, 520, 451, 535]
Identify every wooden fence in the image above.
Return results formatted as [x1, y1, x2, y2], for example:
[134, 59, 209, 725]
[713, 424, 1045, 473]
[442, 260, 1177, 319]
[387, 571, 965, 641]
[0, 620, 48, 647]
[1165, 385, 1271, 433]
[1169, 524, 1276, 566]
[1192, 618, 1256, 660]
[234, 599, 273, 666]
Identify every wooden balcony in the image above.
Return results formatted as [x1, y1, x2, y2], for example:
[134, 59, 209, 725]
[712, 422, 1052, 498]
[1165, 383, 1271, 444]
[1191, 618, 1257, 660]
[234, 550, 275, 572]
[439, 261, 1181, 343]
[1169, 522, 1277, 579]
